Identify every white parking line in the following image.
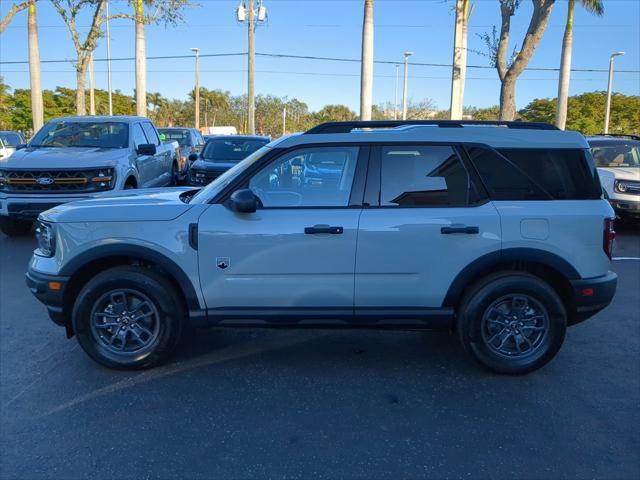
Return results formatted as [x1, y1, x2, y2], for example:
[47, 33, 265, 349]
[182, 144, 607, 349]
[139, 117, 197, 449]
[613, 257, 640, 261]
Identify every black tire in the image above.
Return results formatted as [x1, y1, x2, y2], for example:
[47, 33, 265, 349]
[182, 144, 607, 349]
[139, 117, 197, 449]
[0, 216, 32, 237]
[169, 162, 179, 186]
[72, 266, 184, 369]
[124, 180, 136, 190]
[457, 272, 567, 375]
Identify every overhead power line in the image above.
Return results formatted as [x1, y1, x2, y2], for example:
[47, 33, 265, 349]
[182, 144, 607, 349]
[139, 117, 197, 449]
[1, 51, 639, 74]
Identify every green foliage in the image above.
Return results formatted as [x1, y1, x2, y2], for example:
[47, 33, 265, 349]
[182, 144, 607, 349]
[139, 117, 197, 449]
[518, 91, 640, 134]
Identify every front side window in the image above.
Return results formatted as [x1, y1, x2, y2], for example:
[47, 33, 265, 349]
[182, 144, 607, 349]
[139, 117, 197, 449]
[380, 145, 474, 207]
[132, 124, 148, 149]
[249, 146, 359, 207]
[30, 121, 129, 149]
[141, 123, 160, 145]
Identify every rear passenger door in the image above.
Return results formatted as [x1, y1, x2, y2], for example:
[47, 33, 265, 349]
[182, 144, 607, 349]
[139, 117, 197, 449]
[354, 144, 502, 317]
[132, 123, 154, 187]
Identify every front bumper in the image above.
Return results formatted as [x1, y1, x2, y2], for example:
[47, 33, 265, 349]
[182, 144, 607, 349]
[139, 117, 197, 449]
[569, 271, 618, 325]
[0, 193, 91, 219]
[25, 266, 70, 327]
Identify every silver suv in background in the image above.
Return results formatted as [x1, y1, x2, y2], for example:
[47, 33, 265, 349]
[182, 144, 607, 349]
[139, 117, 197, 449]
[588, 134, 640, 223]
[0, 131, 26, 160]
[0, 116, 180, 236]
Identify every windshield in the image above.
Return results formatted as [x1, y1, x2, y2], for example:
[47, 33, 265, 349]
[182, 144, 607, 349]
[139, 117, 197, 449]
[158, 129, 191, 147]
[0, 133, 22, 147]
[591, 143, 640, 168]
[30, 121, 129, 149]
[190, 145, 271, 204]
[201, 138, 267, 163]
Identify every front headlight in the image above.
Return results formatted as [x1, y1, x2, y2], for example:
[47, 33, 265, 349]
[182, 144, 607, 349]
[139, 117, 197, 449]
[90, 168, 115, 190]
[0, 169, 6, 189]
[35, 221, 55, 257]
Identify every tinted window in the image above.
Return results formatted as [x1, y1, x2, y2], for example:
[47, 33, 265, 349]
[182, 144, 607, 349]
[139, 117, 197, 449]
[249, 146, 359, 207]
[202, 138, 268, 163]
[141, 123, 160, 145]
[132, 124, 148, 149]
[498, 148, 602, 200]
[380, 145, 474, 206]
[158, 129, 191, 147]
[591, 143, 640, 168]
[30, 121, 129, 149]
[0, 132, 22, 146]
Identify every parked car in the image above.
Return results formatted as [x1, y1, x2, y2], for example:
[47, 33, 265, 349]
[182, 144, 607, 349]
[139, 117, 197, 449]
[588, 134, 640, 223]
[26, 120, 616, 374]
[188, 135, 270, 186]
[0, 116, 180, 236]
[0, 130, 26, 159]
[157, 127, 205, 182]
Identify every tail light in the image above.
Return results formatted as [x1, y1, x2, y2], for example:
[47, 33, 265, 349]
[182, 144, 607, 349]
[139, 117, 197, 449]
[603, 218, 615, 260]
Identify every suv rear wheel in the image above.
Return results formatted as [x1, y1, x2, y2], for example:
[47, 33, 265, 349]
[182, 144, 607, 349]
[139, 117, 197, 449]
[72, 266, 184, 369]
[0, 217, 32, 237]
[457, 272, 567, 374]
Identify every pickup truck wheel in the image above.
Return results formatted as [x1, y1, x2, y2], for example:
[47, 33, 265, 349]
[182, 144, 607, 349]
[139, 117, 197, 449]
[169, 162, 179, 186]
[72, 266, 183, 369]
[0, 217, 32, 237]
[457, 273, 567, 375]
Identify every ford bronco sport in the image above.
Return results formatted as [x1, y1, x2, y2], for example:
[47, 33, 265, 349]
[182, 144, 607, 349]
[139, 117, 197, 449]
[26, 120, 617, 374]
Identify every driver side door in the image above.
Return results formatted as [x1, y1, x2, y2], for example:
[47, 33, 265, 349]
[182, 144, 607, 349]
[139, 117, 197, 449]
[196, 145, 369, 323]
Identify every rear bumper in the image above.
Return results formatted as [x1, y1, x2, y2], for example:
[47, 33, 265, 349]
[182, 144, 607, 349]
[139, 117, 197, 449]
[25, 267, 70, 326]
[569, 271, 618, 325]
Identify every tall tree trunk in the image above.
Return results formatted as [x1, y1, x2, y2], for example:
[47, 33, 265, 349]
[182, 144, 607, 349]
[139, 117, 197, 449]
[555, 0, 574, 129]
[75, 64, 86, 115]
[499, 74, 517, 121]
[359, 0, 374, 121]
[27, 0, 43, 131]
[458, 1, 469, 117]
[88, 53, 96, 115]
[135, 0, 146, 117]
[450, 0, 467, 120]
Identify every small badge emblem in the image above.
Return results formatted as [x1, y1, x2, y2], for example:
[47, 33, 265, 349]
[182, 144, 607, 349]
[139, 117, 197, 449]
[36, 176, 54, 185]
[216, 257, 230, 270]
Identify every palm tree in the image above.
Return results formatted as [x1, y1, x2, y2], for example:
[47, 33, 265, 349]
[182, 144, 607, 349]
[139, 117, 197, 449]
[134, 0, 148, 117]
[450, 0, 471, 120]
[359, 0, 374, 121]
[555, 0, 604, 129]
[27, 0, 43, 130]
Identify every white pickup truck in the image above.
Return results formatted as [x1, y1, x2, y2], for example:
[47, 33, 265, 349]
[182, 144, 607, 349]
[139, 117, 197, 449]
[0, 116, 180, 236]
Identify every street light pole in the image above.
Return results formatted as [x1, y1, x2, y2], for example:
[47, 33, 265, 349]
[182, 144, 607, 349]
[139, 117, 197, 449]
[604, 51, 624, 134]
[401, 52, 412, 120]
[191, 47, 200, 130]
[394, 64, 399, 120]
[247, 0, 255, 134]
[105, 0, 113, 115]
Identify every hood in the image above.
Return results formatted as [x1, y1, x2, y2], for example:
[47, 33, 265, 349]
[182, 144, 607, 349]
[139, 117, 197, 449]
[598, 167, 640, 181]
[40, 187, 196, 223]
[191, 159, 237, 172]
[1, 147, 127, 169]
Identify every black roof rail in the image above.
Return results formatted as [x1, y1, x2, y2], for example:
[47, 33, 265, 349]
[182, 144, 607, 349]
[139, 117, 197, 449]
[593, 133, 640, 140]
[305, 120, 559, 134]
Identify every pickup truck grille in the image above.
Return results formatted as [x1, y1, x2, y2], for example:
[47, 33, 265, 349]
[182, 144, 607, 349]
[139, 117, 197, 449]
[0, 168, 114, 194]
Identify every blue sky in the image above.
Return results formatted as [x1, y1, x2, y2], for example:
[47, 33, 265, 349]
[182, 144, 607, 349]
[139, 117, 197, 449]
[1, 0, 639, 112]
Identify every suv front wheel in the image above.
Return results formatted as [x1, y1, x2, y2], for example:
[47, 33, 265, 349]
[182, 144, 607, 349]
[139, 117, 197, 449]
[457, 272, 567, 375]
[72, 266, 184, 369]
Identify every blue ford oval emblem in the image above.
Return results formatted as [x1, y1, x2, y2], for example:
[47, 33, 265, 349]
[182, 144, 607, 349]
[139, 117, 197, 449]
[36, 176, 54, 185]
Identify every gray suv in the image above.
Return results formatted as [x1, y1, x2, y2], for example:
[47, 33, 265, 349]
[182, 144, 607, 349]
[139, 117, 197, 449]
[26, 120, 617, 374]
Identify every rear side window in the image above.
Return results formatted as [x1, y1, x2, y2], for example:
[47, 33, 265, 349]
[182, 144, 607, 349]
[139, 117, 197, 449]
[132, 124, 148, 149]
[380, 145, 479, 207]
[467, 147, 602, 200]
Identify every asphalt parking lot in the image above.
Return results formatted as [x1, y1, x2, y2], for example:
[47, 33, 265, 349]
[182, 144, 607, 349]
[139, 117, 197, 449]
[1, 226, 639, 480]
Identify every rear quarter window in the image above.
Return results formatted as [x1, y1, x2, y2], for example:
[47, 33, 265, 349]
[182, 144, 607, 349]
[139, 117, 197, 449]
[467, 146, 602, 201]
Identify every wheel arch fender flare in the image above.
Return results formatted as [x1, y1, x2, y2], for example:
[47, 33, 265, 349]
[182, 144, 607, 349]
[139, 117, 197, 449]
[60, 244, 201, 311]
[443, 248, 580, 308]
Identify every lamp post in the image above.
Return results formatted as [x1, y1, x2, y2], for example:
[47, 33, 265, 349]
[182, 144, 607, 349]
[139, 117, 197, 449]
[236, 0, 267, 134]
[105, 0, 113, 115]
[401, 51, 413, 120]
[394, 64, 399, 120]
[191, 47, 200, 130]
[604, 51, 624, 134]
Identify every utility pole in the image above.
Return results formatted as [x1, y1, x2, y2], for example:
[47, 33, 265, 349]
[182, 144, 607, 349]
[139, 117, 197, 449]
[282, 105, 287, 137]
[359, 0, 374, 121]
[401, 52, 412, 120]
[105, 0, 113, 115]
[604, 51, 624, 134]
[237, 0, 266, 135]
[88, 54, 96, 115]
[394, 64, 399, 120]
[27, 0, 43, 131]
[191, 47, 200, 130]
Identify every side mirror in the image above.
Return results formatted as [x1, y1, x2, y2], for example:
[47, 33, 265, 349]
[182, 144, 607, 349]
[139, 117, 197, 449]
[16, 144, 27, 150]
[188, 153, 199, 162]
[229, 189, 258, 214]
[136, 143, 157, 156]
